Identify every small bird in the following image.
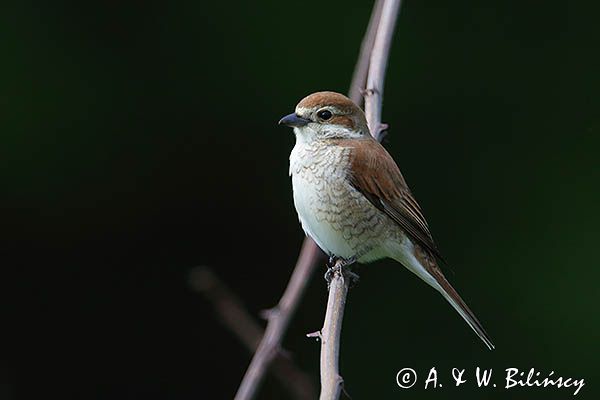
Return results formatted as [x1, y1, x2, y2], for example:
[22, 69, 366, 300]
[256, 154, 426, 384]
[279, 91, 494, 350]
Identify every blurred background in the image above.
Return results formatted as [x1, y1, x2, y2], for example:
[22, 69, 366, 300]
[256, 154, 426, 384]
[2, 0, 598, 399]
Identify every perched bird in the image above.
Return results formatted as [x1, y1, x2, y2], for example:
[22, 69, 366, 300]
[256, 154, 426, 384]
[279, 91, 494, 350]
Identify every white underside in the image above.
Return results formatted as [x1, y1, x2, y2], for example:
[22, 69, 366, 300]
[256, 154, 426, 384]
[292, 173, 356, 259]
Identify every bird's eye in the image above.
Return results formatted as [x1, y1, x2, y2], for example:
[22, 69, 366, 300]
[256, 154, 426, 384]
[317, 110, 333, 121]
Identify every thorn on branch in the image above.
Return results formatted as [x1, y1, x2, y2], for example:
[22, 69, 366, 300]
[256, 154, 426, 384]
[362, 88, 379, 97]
[376, 122, 390, 142]
[259, 307, 279, 321]
[306, 330, 322, 341]
[340, 378, 352, 400]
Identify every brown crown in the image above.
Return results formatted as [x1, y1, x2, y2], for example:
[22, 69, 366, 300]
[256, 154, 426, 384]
[296, 91, 361, 115]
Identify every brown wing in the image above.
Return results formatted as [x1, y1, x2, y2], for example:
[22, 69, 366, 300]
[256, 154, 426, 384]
[342, 138, 445, 262]
[341, 138, 494, 349]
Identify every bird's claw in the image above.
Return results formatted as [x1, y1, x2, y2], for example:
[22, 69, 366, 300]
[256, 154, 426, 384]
[324, 256, 359, 287]
[327, 255, 337, 269]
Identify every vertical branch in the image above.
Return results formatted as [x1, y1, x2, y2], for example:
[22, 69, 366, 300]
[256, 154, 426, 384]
[364, 0, 403, 140]
[314, 262, 351, 400]
[317, 1, 403, 399]
[348, 0, 385, 106]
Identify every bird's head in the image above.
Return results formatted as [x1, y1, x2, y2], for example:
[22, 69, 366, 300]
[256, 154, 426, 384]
[279, 91, 370, 142]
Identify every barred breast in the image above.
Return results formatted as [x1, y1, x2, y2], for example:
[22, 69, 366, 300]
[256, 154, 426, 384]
[289, 141, 391, 262]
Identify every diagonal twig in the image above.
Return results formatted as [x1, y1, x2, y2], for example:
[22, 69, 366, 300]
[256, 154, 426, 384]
[234, 239, 323, 400]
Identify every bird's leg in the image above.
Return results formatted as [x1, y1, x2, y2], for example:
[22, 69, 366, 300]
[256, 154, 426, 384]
[327, 255, 337, 269]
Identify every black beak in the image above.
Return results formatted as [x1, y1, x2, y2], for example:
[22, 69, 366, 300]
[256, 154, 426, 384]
[278, 113, 310, 128]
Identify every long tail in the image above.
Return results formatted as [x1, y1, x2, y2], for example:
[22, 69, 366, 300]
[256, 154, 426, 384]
[397, 247, 495, 350]
[431, 268, 495, 350]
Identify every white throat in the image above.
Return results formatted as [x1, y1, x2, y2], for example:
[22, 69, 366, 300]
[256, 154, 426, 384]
[293, 124, 362, 144]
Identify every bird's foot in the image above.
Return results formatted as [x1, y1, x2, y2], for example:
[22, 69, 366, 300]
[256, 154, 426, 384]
[324, 256, 359, 288]
[324, 262, 336, 284]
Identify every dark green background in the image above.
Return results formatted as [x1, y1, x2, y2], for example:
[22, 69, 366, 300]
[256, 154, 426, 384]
[2, 1, 598, 399]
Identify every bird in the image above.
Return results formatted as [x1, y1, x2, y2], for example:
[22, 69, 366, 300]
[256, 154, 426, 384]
[279, 91, 494, 350]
